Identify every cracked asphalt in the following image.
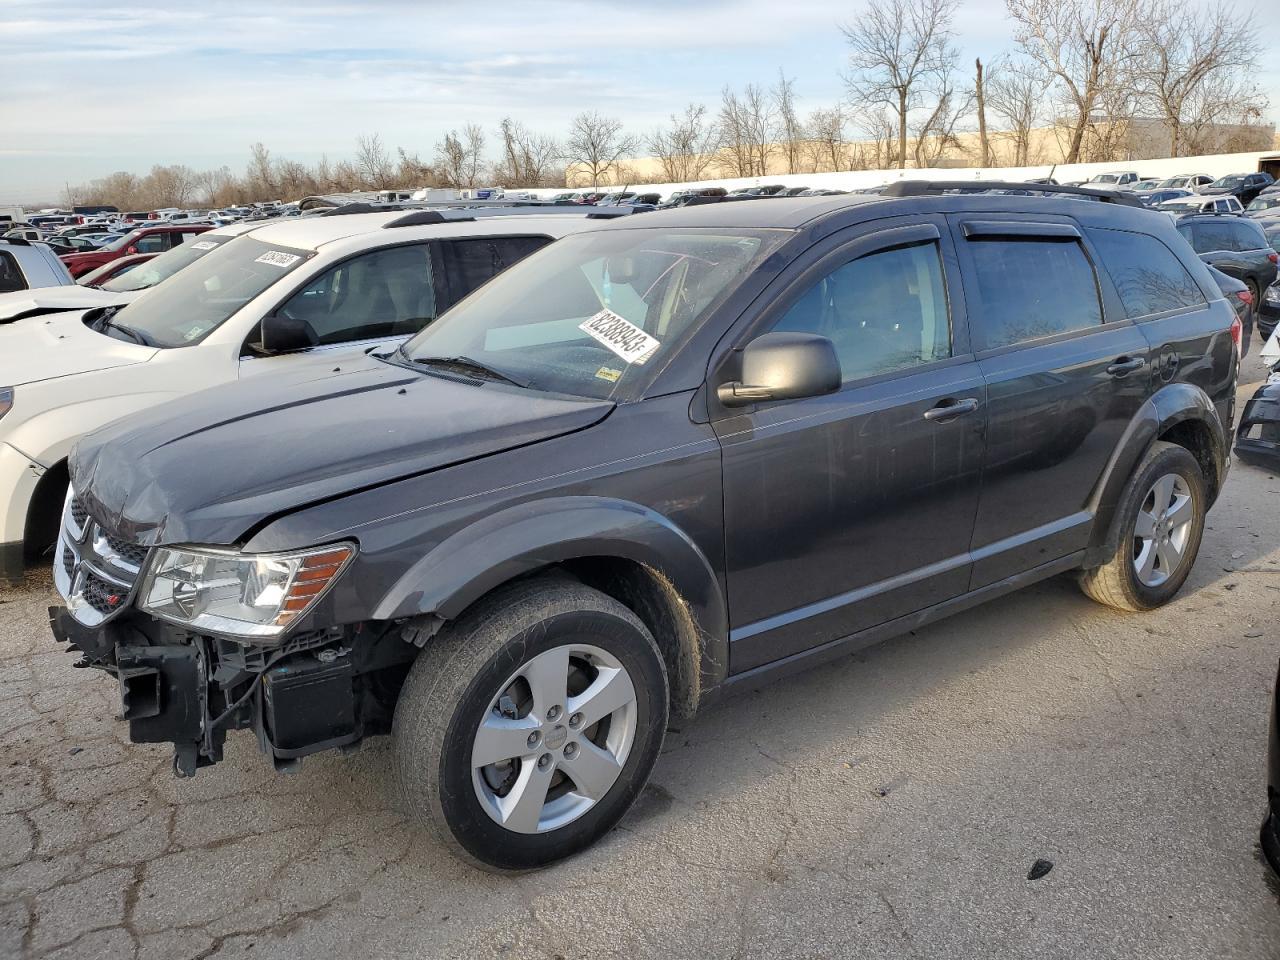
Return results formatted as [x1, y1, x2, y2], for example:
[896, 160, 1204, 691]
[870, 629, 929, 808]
[3, 370, 1280, 960]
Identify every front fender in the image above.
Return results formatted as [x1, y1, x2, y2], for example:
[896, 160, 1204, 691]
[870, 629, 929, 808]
[1085, 382, 1227, 562]
[372, 494, 729, 676]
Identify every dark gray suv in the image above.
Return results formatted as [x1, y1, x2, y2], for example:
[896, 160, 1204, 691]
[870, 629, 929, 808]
[51, 183, 1239, 869]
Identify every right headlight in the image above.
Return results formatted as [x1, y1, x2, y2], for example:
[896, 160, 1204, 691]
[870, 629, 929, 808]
[0, 387, 12, 421]
[138, 542, 355, 643]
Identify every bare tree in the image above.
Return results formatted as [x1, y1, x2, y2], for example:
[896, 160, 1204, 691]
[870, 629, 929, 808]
[1005, 0, 1143, 164]
[773, 69, 803, 174]
[842, 0, 960, 169]
[246, 142, 276, 197]
[803, 106, 851, 172]
[1137, 1, 1259, 157]
[355, 133, 396, 188]
[716, 83, 776, 177]
[564, 111, 637, 189]
[1178, 68, 1271, 155]
[493, 118, 561, 187]
[984, 58, 1048, 166]
[646, 104, 719, 182]
[912, 83, 973, 167]
[434, 124, 487, 188]
[974, 58, 991, 167]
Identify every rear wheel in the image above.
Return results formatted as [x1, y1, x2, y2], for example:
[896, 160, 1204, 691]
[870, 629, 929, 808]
[393, 576, 669, 870]
[1078, 441, 1206, 612]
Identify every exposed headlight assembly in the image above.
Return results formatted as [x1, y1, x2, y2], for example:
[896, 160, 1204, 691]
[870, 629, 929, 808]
[139, 543, 355, 642]
[0, 387, 12, 421]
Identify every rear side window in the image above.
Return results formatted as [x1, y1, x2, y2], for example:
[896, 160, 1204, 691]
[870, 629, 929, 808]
[1227, 220, 1266, 251]
[440, 235, 553, 303]
[0, 252, 26, 293]
[1088, 229, 1205, 319]
[965, 239, 1102, 350]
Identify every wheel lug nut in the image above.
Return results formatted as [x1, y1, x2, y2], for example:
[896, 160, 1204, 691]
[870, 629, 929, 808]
[546, 705, 561, 722]
[563, 742, 578, 759]
[568, 712, 583, 729]
[527, 731, 540, 749]
[537, 753, 552, 770]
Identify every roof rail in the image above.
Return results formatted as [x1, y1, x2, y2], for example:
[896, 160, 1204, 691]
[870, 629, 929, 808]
[383, 210, 451, 228]
[0, 236, 31, 246]
[881, 180, 1145, 208]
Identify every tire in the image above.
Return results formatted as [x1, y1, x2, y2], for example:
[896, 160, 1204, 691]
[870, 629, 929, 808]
[1244, 280, 1259, 358]
[1078, 440, 1207, 612]
[393, 575, 669, 870]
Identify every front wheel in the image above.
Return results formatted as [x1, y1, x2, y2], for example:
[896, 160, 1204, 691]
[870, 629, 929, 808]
[393, 576, 669, 870]
[1078, 441, 1207, 612]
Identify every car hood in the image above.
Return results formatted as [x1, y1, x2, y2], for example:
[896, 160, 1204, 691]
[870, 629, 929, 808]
[0, 309, 156, 387]
[0, 285, 137, 322]
[1196, 186, 1231, 196]
[71, 351, 615, 546]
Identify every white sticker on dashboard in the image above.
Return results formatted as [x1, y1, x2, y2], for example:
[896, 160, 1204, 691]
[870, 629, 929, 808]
[578, 309, 660, 365]
[190, 240, 218, 250]
[255, 250, 301, 268]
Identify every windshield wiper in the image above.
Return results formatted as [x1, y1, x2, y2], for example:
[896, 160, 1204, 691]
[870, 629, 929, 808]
[410, 355, 528, 388]
[90, 306, 152, 346]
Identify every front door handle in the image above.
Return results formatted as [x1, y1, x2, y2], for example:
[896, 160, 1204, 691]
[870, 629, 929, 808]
[923, 397, 980, 422]
[1106, 356, 1146, 377]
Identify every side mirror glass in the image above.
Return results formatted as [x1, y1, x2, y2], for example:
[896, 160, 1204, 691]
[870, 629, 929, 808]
[259, 314, 315, 354]
[125, 245, 138, 255]
[717, 332, 841, 408]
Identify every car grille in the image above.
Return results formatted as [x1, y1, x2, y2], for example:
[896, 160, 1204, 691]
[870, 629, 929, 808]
[52, 488, 148, 627]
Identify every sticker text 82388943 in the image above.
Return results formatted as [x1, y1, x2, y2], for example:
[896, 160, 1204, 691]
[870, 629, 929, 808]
[578, 309, 660, 365]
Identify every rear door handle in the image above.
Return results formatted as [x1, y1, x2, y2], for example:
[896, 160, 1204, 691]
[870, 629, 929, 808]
[923, 397, 980, 422]
[1106, 356, 1146, 377]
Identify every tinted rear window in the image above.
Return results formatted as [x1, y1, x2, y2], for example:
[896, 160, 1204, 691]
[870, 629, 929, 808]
[965, 239, 1103, 350]
[0, 252, 25, 293]
[1088, 229, 1205, 319]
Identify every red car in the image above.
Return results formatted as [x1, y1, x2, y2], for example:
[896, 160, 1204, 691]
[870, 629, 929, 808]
[75, 252, 160, 288]
[59, 224, 211, 278]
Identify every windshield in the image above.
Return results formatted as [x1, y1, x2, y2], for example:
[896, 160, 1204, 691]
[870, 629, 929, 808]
[1090, 174, 1119, 183]
[103, 230, 145, 252]
[109, 237, 313, 347]
[1211, 175, 1245, 189]
[402, 228, 786, 400]
[99, 233, 231, 292]
[1248, 196, 1280, 211]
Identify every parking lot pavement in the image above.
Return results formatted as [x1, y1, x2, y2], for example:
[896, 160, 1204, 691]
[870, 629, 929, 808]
[2, 385, 1279, 960]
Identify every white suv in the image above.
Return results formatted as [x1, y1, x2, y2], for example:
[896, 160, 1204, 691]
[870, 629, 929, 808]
[0, 238, 75, 296]
[0, 210, 602, 582]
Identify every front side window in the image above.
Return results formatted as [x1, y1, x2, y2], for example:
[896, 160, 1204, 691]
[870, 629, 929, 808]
[402, 228, 786, 400]
[134, 234, 168, 254]
[1088, 229, 1206, 319]
[108, 236, 313, 347]
[277, 243, 436, 345]
[966, 238, 1102, 350]
[771, 241, 951, 382]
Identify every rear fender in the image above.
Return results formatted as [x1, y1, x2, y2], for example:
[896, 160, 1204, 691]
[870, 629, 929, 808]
[1084, 382, 1226, 565]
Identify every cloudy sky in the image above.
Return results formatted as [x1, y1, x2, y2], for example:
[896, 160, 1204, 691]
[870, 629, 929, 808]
[2, 0, 1276, 203]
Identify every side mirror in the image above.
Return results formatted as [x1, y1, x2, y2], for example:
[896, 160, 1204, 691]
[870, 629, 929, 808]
[717, 332, 841, 407]
[259, 314, 315, 354]
[125, 245, 138, 255]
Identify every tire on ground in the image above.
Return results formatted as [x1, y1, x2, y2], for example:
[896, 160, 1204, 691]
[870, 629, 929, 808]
[393, 574, 669, 870]
[1078, 440, 1207, 612]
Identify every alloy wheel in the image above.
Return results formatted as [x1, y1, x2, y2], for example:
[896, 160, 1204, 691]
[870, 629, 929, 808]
[1132, 472, 1194, 587]
[471, 643, 638, 834]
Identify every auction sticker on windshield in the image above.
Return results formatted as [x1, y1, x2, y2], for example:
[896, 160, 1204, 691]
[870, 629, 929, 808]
[255, 251, 302, 268]
[191, 240, 219, 250]
[579, 309, 660, 365]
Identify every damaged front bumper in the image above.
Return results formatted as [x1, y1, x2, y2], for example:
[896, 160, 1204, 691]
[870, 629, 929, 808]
[1234, 375, 1280, 465]
[50, 604, 363, 777]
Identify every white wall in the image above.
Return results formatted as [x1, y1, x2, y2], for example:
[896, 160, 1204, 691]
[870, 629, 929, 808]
[526, 149, 1279, 202]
